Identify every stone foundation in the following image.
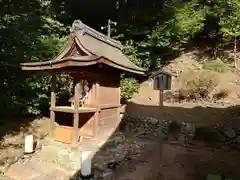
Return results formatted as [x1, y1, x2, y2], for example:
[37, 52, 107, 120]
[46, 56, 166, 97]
[38, 137, 105, 171]
[37, 122, 120, 172]
[39, 140, 84, 171]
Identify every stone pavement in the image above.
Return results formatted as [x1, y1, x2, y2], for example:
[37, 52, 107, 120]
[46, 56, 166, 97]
[4, 156, 74, 180]
[2, 119, 122, 180]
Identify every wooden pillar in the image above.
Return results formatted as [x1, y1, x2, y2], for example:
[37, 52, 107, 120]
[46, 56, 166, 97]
[116, 84, 121, 129]
[50, 73, 56, 138]
[159, 89, 164, 107]
[72, 82, 81, 145]
[95, 80, 100, 103]
[91, 81, 96, 104]
[158, 88, 164, 167]
[93, 80, 100, 136]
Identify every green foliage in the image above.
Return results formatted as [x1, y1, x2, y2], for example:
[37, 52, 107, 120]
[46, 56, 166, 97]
[0, 0, 68, 117]
[32, 35, 67, 61]
[23, 35, 67, 115]
[2, 0, 240, 117]
[122, 40, 142, 67]
[122, 2, 206, 71]
[120, 76, 140, 100]
[203, 58, 229, 73]
[149, 3, 205, 49]
[218, 0, 240, 37]
[23, 74, 51, 115]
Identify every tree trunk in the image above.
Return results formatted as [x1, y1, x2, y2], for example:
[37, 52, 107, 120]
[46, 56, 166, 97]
[234, 36, 237, 69]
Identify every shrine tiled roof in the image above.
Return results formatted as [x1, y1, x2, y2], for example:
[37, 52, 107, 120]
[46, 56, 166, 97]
[21, 20, 145, 75]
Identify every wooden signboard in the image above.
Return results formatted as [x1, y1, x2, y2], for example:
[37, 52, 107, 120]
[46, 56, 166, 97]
[152, 74, 172, 90]
[150, 72, 172, 106]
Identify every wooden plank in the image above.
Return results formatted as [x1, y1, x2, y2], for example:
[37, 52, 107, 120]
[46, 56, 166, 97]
[85, 104, 121, 109]
[50, 106, 98, 113]
[50, 73, 56, 138]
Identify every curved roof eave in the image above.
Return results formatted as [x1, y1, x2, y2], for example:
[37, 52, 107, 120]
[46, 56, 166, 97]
[21, 56, 146, 75]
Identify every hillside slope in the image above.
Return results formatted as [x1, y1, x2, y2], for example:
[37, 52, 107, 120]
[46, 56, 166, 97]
[122, 52, 240, 126]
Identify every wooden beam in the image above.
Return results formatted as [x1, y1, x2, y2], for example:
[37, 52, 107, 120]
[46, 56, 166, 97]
[50, 73, 56, 138]
[72, 82, 81, 145]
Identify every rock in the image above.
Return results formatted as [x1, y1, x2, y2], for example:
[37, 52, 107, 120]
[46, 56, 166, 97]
[102, 171, 113, 178]
[107, 161, 120, 170]
[235, 128, 240, 136]
[223, 129, 236, 139]
[124, 156, 131, 161]
[236, 136, 240, 145]
[217, 134, 226, 143]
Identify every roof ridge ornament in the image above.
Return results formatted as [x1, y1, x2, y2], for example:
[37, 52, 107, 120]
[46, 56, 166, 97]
[72, 20, 123, 50]
[72, 20, 84, 29]
[72, 20, 85, 35]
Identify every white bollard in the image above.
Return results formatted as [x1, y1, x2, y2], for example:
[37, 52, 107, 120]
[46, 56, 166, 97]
[80, 151, 93, 178]
[24, 135, 34, 154]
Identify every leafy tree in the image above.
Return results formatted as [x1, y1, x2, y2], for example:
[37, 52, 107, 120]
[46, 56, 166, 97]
[124, 2, 206, 71]
[217, 0, 240, 68]
[2, 0, 240, 117]
[0, 0, 68, 117]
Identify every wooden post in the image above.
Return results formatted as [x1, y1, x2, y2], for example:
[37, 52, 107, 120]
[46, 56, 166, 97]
[92, 82, 96, 105]
[50, 73, 56, 138]
[73, 82, 81, 145]
[116, 85, 121, 131]
[159, 88, 164, 168]
[159, 89, 164, 107]
[93, 80, 100, 136]
[95, 80, 100, 103]
[117, 85, 121, 123]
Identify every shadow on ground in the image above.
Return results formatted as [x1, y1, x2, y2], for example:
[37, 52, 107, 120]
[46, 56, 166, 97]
[69, 101, 240, 180]
[0, 116, 37, 143]
[124, 102, 240, 126]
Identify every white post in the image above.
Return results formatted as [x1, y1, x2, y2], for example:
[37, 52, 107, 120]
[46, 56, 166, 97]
[24, 135, 34, 154]
[80, 151, 93, 177]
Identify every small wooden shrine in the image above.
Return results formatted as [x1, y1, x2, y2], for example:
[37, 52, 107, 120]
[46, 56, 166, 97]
[21, 20, 145, 146]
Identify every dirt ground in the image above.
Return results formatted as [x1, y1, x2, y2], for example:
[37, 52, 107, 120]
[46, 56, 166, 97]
[0, 117, 50, 172]
[0, 114, 239, 180]
[111, 54, 240, 180]
[107, 141, 240, 180]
